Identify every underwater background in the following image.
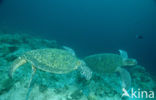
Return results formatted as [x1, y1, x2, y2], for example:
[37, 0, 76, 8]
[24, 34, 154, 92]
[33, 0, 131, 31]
[0, 0, 156, 100]
[0, 0, 156, 75]
[0, 0, 156, 74]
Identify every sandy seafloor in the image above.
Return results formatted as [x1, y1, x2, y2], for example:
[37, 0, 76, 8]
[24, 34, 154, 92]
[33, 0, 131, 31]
[0, 33, 155, 100]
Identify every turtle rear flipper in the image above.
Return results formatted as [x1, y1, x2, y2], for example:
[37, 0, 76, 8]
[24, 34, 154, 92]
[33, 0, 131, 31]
[62, 46, 76, 56]
[25, 65, 36, 100]
[9, 56, 26, 78]
[116, 67, 131, 90]
[119, 49, 128, 60]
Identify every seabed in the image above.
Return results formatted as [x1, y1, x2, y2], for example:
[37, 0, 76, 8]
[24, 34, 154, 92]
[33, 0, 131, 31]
[0, 33, 155, 100]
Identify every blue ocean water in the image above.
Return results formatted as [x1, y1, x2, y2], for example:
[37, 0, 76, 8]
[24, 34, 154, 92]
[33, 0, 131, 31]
[0, 0, 156, 76]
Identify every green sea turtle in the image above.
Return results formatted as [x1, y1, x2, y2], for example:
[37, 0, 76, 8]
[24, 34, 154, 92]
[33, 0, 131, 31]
[84, 50, 137, 89]
[9, 47, 92, 100]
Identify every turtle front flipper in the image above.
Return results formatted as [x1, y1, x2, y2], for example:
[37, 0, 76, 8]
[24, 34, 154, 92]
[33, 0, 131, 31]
[9, 56, 27, 78]
[116, 67, 131, 90]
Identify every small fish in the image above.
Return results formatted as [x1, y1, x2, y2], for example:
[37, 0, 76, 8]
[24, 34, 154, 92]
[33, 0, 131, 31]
[136, 34, 143, 39]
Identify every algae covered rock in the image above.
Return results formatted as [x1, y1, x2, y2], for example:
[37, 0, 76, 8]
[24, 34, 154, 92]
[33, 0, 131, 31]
[0, 71, 15, 96]
[130, 65, 156, 90]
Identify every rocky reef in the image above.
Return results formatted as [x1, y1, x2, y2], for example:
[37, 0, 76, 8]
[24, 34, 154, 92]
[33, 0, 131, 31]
[0, 33, 155, 100]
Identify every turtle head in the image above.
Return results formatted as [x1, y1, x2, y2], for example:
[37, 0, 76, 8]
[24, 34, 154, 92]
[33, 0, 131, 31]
[123, 58, 137, 66]
[78, 60, 92, 80]
[119, 49, 137, 66]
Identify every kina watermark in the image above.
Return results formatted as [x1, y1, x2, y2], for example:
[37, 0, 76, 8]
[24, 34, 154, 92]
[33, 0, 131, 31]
[122, 88, 155, 99]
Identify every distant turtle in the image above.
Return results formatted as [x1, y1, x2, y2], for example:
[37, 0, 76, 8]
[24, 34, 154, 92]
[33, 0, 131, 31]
[84, 50, 137, 89]
[9, 47, 92, 100]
